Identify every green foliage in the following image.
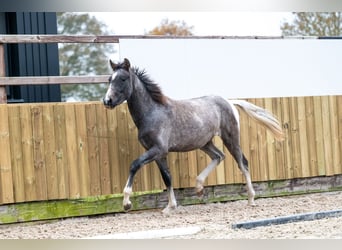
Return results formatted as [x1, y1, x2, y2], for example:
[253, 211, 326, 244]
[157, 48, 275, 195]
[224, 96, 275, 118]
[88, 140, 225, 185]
[57, 13, 115, 101]
[281, 12, 342, 36]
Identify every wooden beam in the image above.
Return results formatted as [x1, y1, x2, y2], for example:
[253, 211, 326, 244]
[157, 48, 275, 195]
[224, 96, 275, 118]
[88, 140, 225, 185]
[0, 175, 341, 225]
[0, 35, 320, 44]
[0, 35, 120, 44]
[0, 105, 14, 203]
[0, 75, 109, 85]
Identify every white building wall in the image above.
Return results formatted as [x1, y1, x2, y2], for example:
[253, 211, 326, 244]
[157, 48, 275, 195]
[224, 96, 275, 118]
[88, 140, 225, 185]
[119, 38, 341, 99]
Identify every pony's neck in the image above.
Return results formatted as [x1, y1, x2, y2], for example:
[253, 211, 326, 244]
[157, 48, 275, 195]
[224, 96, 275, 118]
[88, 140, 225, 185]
[127, 74, 157, 128]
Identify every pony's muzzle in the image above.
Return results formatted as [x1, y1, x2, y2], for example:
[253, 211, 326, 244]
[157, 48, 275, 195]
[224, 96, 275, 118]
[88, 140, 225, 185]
[103, 97, 115, 109]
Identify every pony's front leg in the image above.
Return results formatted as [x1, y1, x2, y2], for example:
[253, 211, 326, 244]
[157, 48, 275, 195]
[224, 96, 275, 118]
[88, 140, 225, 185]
[156, 158, 177, 213]
[122, 147, 160, 211]
[123, 185, 133, 211]
[162, 187, 177, 214]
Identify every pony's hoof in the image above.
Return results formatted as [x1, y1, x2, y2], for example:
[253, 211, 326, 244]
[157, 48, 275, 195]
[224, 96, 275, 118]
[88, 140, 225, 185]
[123, 203, 132, 211]
[162, 205, 177, 214]
[248, 201, 257, 207]
[196, 189, 204, 197]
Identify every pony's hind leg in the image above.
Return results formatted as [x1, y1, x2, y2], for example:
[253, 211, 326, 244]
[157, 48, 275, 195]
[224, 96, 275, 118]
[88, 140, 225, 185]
[156, 157, 177, 213]
[238, 154, 256, 206]
[222, 132, 256, 206]
[196, 141, 225, 196]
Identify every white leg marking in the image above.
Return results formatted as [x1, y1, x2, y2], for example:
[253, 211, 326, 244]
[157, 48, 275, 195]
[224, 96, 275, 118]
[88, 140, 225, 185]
[123, 186, 132, 210]
[196, 159, 220, 194]
[242, 170, 256, 206]
[162, 188, 177, 214]
[196, 177, 204, 194]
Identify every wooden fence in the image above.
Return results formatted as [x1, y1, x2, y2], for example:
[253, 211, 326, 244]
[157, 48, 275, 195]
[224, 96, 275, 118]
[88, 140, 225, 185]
[0, 95, 341, 205]
[0, 35, 341, 206]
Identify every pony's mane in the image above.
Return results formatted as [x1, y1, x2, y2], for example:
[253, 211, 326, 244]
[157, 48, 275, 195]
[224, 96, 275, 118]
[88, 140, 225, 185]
[133, 67, 167, 105]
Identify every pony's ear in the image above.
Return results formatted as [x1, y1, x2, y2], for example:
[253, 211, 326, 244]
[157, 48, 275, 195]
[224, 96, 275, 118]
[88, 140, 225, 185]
[109, 59, 117, 71]
[123, 58, 131, 71]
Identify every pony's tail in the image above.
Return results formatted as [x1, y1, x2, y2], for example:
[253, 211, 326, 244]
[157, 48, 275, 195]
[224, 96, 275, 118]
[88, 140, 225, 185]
[230, 100, 285, 141]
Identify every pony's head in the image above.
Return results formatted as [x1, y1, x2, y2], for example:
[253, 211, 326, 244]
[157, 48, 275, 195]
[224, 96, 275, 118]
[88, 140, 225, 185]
[103, 58, 133, 109]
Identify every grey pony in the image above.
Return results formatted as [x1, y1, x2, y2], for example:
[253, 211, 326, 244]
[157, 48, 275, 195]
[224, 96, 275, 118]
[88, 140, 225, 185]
[103, 58, 284, 213]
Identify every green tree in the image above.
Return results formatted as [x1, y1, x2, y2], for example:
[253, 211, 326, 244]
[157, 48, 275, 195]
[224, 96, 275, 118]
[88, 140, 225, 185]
[281, 12, 342, 36]
[57, 13, 115, 101]
[146, 18, 194, 36]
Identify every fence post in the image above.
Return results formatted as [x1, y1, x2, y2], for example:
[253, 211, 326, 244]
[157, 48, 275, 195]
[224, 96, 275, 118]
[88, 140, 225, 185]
[0, 43, 7, 103]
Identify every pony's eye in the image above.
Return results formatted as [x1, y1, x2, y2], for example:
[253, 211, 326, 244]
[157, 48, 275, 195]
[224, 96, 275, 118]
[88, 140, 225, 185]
[120, 76, 128, 81]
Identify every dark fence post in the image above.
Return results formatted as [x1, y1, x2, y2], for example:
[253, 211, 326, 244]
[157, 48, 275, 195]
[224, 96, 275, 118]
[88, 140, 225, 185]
[0, 44, 6, 103]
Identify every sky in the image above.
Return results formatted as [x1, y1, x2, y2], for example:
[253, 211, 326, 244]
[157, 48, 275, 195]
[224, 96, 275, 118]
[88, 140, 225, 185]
[91, 12, 294, 36]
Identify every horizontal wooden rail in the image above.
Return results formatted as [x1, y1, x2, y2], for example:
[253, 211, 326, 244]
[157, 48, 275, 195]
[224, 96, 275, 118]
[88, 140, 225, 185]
[0, 34, 335, 103]
[0, 35, 120, 44]
[0, 35, 324, 44]
[0, 75, 109, 85]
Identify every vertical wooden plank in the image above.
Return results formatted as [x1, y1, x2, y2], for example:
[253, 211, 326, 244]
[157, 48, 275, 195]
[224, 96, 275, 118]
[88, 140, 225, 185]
[313, 96, 326, 176]
[96, 103, 112, 195]
[281, 97, 293, 179]
[168, 152, 181, 188]
[273, 98, 285, 180]
[85, 103, 101, 196]
[20, 105, 37, 201]
[42, 104, 59, 200]
[264, 98, 277, 180]
[31, 105, 48, 200]
[54, 105, 69, 199]
[297, 97, 310, 177]
[337, 96, 342, 174]
[305, 97, 318, 177]
[8, 105, 25, 202]
[329, 96, 341, 175]
[106, 106, 121, 194]
[187, 150, 198, 187]
[75, 104, 90, 197]
[0, 105, 14, 203]
[223, 146, 234, 184]
[213, 136, 225, 185]
[64, 104, 81, 198]
[0, 47, 10, 202]
[321, 96, 333, 175]
[179, 152, 190, 188]
[280, 97, 292, 179]
[255, 98, 268, 181]
[289, 97, 301, 178]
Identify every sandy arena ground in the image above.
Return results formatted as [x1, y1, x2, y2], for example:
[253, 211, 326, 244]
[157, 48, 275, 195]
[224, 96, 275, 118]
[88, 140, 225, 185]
[0, 191, 341, 239]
